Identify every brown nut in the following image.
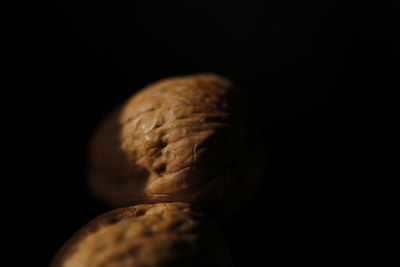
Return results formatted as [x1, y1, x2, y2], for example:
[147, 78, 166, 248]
[50, 202, 233, 267]
[88, 73, 265, 217]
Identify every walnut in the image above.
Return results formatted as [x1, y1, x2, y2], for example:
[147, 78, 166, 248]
[88, 73, 265, 217]
[50, 202, 232, 267]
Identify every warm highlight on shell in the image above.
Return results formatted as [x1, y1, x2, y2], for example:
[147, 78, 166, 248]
[88, 73, 265, 218]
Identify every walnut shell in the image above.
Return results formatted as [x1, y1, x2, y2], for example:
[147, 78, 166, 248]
[88, 73, 265, 217]
[50, 202, 232, 267]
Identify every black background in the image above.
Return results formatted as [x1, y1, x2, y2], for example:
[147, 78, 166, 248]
[7, 0, 399, 266]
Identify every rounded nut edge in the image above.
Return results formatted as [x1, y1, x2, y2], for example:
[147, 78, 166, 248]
[50, 202, 233, 267]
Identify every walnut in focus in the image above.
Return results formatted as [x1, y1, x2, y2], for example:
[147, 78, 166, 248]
[88, 73, 265, 218]
[50, 202, 232, 267]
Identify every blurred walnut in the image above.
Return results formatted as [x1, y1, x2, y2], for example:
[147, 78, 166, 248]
[50, 202, 232, 267]
[88, 73, 265, 218]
